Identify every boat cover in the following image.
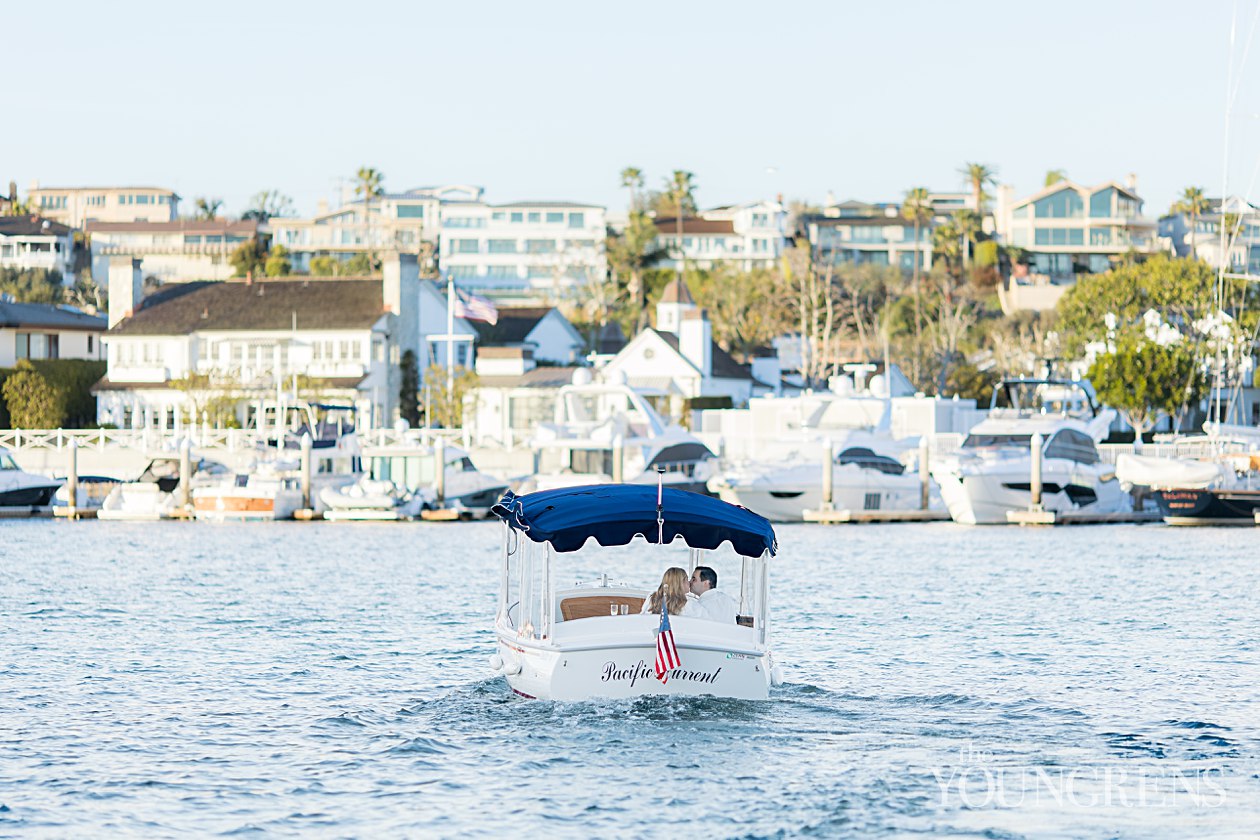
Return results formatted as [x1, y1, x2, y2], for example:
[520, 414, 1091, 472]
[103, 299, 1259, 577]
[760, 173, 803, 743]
[492, 485, 778, 557]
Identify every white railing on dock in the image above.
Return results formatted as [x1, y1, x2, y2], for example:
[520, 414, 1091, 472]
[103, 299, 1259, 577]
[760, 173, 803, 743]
[0, 427, 472, 455]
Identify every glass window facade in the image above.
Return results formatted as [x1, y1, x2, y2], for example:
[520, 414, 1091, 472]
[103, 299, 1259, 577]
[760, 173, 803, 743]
[396, 204, 424, 218]
[1089, 228, 1112, 246]
[545, 212, 564, 224]
[487, 239, 517, 254]
[1034, 190, 1084, 219]
[453, 239, 480, 254]
[1089, 189, 1114, 218]
[1034, 228, 1084, 246]
[568, 212, 585, 228]
[525, 239, 556, 254]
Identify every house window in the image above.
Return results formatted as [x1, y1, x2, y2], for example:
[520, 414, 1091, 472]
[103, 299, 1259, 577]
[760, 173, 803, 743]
[453, 239, 480, 254]
[487, 239, 516, 254]
[568, 212, 585, 228]
[751, 213, 769, 227]
[1034, 190, 1084, 219]
[88, 335, 94, 354]
[448, 265, 479, 278]
[491, 211, 506, 221]
[527, 212, 541, 223]
[486, 265, 520, 278]
[15, 333, 28, 359]
[396, 204, 424, 218]
[546, 212, 564, 224]
[510, 212, 523, 223]
[525, 239, 556, 254]
[339, 340, 359, 361]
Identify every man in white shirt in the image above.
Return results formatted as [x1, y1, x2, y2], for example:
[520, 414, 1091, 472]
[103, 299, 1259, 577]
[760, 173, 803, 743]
[689, 566, 739, 624]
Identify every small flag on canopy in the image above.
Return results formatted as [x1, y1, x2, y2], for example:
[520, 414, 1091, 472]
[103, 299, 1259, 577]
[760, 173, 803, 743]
[654, 605, 681, 683]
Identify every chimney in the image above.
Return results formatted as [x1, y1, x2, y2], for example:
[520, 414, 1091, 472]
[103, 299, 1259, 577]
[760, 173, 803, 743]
[383, 252, 420, 357]
[1125, 173, 1138, 193]
[108, 257, 143, 328]
[679, 309, 712, 378]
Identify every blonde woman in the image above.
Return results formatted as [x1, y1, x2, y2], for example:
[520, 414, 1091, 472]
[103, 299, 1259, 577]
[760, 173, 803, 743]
[641, 567, 702, 617]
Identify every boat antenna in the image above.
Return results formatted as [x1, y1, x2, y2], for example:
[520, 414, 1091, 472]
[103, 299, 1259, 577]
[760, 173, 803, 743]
[655, 466, 665, 545]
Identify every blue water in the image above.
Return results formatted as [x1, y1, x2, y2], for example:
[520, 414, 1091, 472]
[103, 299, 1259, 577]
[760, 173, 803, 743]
[2, 521, 1258, 837]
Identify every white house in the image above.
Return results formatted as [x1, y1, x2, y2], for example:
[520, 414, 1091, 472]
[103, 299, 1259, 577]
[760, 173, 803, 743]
[1160, 195, 1260, 276]
[95, 254, 422, 430]
[0, 215, 76, 282]
[88, 219, 259, 284]
[470, 306, 584, 366]
[598, 278, 754, 415]
[27, 184, 180, 228]
[653, 199, 787, 271]
[0, 297, 106, 366]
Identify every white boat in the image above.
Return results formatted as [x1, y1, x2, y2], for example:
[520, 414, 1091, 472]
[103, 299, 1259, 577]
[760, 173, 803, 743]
[931, 378, 1128, 525]
[489, 484, 780, 701]
[519, 374, 716, 495]
[97, 455, 229, 521]
[0, 448, 61, 507]
[708, 436, 938, 521]
[53, 475, 122, 513]
[321, 477, 422, 521]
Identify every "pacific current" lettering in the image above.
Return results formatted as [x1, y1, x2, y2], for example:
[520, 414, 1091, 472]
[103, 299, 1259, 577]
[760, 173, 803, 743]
[600, 659, 722, 687]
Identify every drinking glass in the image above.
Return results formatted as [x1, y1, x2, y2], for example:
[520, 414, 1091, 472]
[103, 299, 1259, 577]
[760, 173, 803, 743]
[610, 604, 619, 616]
[619, 604, 629, 615]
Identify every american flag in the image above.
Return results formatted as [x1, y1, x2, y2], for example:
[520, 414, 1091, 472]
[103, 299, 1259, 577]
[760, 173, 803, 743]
[654, 605, 681, 684]
[452, 286, 499, 325]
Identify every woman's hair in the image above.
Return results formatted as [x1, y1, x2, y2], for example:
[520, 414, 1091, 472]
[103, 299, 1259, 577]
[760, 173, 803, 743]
[648, 567, 690, 615]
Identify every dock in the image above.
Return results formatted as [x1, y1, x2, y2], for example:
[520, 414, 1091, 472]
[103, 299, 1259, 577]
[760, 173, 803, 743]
[802, 508, 950, 524]
[1006, 509, 1163, 526]
[0, 506, 53, 519]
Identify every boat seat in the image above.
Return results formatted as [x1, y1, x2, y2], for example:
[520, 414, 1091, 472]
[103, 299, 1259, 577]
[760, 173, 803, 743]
[560, 595, 645, 621]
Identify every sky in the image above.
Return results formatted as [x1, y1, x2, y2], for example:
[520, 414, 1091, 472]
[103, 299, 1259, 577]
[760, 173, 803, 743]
[6, 0, 1260, 219]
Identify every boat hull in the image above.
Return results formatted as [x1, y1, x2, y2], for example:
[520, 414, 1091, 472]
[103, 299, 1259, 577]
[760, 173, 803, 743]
[496, 635, 771, 701]
[192, 490, 302, 521]
[1153, 488, 1260, 525]
[933, 462, 1127, 525]
[0, 484, 61, 506]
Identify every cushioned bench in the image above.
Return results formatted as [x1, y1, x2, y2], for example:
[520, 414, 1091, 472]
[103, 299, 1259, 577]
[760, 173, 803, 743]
[560, 595, 646, 621]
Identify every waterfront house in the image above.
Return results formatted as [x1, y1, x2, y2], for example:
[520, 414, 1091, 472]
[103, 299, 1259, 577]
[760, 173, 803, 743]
[0, 297, 106, 366]
[994, 177, 1159, 312]
[87, 219, 259, 285]
[0, 215, 76, 283]
[27, 184, 180, 228]
[94, 254, 422, 430]
[1159, 195, 1260, 276]
[470, 306, 584, 366]
[652, 200, 786, 272]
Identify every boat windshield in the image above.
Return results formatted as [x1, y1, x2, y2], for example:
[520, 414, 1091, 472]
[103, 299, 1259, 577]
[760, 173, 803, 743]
[963, 433, 1033, 449]
[0, 453, 18, 470]
[991, 380, 1096, 418]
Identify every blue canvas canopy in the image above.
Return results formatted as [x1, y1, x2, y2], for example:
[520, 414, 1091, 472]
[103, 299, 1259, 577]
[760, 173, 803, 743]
[492, 485, 778, 558]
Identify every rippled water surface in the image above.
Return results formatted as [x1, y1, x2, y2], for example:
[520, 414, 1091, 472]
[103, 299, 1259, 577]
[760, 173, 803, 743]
[2, 520, 1259, 837]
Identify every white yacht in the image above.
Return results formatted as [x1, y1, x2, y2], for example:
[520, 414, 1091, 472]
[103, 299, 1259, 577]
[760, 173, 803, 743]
[489, 484, 780, 701]
[709, 434, 936, 521]
[0, 448, 61, 507]
[519, 374, 716, 495]
[931, 379, 1127, 525]
[98, 454, 230, 521]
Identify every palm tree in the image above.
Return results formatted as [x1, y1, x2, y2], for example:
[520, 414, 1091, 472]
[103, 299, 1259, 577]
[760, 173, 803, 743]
[1173, 186, 1210, 261]
[620, 167, 645, 212]
[1044, 169, 1068, 187]
[665, 170, 696, 284]
[194, 197, 222, 220]
[354, 166, 385, 266]
[902, 187, 933, 381]
[959, 162, 998, 215]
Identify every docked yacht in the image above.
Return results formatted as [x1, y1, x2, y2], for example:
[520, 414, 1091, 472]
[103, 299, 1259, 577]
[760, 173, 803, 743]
[931, 379, 1127, 525]
[519, 374, 716, 495]
[490, 485, 780, 701]
[1118, 429, 1260, 525]
[709, 435, 936, 521]
[98, 454, 230, 521]
[0, 448, 61, 507]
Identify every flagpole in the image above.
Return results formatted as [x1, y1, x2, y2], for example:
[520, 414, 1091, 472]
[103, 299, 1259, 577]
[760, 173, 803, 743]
[446, 275, 455, 400]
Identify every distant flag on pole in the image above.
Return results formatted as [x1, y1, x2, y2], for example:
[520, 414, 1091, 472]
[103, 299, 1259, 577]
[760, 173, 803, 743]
[452, 286, 499, 325]
[654, 604, 681, 684]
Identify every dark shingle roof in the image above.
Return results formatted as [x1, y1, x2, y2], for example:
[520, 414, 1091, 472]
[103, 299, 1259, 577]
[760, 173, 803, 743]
[472, 306, 552, 344]
[108, 279, 385, 336]
[0, 215, 73, 237]
[0, 301, 106, 331]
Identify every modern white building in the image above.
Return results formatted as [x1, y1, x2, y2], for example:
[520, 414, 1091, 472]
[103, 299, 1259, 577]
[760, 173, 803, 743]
[0, 298, 106, 366]
[87, 220, 259, 284]
[1160, 195, 1260, 276]
[653, 200, 787, 271]
[806, 206, 933, 273]
[994, 177, 1159, 311]
[437, 199, 607, 300]
[27, 185, 180, 228]
[95, 255, 423, 430]
[0, 215, 75, 282]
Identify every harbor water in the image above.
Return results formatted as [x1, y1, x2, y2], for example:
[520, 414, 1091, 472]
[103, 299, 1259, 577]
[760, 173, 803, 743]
[2, 521, 1258, 837]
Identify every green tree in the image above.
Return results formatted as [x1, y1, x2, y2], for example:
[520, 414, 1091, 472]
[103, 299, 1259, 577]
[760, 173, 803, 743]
[264, 244, 292, 277]
[229, 237, 267, 277]
[0, 268, 63, 303]
[194, 197, 222, 220]
[399, 349, 421, 427]
[687, 264, 794, 360]
[1171, 186, 1210, 261]
[959, 162, 998, 215]
[1088, 335, 1208, 439]
[663, 170, 697, 284]
[2, 360, 62, 428]
[620, 166, 645, 212]
[310, 256, 338, 276]
[607, 211, 662, 333]
[169, 371, 240, 426]
[342, 252, 375, 275]
[902, 187, 933, 381]
[1044, 169, 1067, 187]
[423, 363, 477, 428]
[355, 166, 384, 260]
